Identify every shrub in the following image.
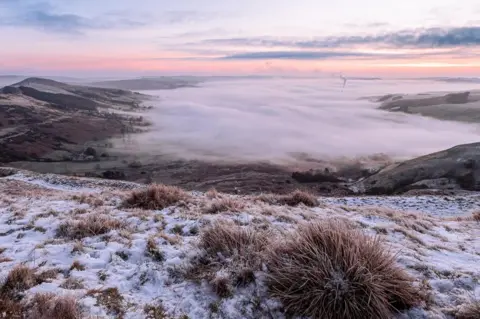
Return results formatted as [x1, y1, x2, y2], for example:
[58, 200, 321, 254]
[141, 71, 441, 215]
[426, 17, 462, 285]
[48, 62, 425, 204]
[266, 220, 420, 319]
[56, 215, 125, 239]
[123, 184, 189, 210]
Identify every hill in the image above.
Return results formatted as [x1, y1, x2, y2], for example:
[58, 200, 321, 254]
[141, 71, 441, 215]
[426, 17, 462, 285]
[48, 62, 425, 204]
[90, 77, 200, 91]
[0, 77, 151, 162]
[0, 168, 478, 318]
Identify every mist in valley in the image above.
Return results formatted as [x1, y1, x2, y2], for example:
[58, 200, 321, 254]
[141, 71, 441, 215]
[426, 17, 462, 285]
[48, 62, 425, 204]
[109, 77, 480, 171]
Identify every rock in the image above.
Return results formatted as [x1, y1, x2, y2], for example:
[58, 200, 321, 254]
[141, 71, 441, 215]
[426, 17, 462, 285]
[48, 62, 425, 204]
[357, 142, 480, 194]
[102, 170, 126, 180]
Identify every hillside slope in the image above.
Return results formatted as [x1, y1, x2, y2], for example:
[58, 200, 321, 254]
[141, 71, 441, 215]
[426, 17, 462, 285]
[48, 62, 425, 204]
[0, 78, 151, 162]
[0, 168, 478, 318]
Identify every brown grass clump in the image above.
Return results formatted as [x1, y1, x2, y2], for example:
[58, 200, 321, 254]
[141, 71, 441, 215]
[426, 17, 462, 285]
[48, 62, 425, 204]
[258, 190, 319, 207]
[187, 221, 271, 295]
[278, 190, 318, 207]
[146, 237, 164, 262]
[123, 184, 189, 210]
[472, 211, 480, 222]
[210, 273, 233, 298]
[1, 265, 36, 296]
[202, 198, 244, 214]
[28, 293, 83, 319]
[0, 295, 23, 317]
[266, 220, 420, 319]
[70, 260, 86, 271]
[206, 188, 221, 199]
[457, 300, 480, 319]
[87, 287, 125, 318]
[56, 214, 125, 239]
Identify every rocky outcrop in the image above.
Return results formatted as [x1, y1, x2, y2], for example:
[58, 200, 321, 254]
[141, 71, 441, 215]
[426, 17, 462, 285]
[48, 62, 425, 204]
[356, 142, 480, 194]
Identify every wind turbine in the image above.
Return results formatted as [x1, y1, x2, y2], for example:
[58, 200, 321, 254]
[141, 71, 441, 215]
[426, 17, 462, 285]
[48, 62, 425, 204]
[340, 74, 348, 88]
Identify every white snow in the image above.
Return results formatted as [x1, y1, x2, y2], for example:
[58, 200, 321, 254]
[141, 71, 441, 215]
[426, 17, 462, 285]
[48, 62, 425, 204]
[0, 171, 479, 318]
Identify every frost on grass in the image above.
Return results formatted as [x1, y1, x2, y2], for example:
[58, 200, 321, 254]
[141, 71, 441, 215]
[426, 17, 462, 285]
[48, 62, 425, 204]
[123, 184, 189, 210]
[1, 171, 480, 319]
[56, 214, 126, 239]
[266, 220, 421, 318]
[186, 221, 271, 291]
[257, 189, 319, 207]
[202, 198, 245, 214]
[457, 300, 480, 319]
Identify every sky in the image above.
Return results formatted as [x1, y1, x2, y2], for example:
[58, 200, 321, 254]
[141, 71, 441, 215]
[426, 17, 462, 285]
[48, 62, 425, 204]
[0, 0, 479, 77]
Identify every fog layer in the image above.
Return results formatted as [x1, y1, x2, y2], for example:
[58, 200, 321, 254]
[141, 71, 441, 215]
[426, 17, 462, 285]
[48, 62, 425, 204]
[122, 78, 480, 165]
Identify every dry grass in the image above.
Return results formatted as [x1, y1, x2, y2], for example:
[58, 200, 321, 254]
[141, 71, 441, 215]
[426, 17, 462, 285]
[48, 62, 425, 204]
[0, 267, 75, 318]
[70, 260, 86, 271]
[87, 287, 125, 318]
[205, 188, 221, 199]
[457, 300, 480, 319]
[258, 190, 319, 207]
[123, 184, 189, 210]
[393, 227, 426, 246]
[146, 237, 164, 262]
[60, 277, 85, 290]
[472, 211, 480, 222]
[187, 221, 271, 294]
[266, 220, 421, 319]
[28, 293, 83, 319]
[210, 273, 233, 298]
[159, 232, 182, 245]
[1, 265, 36, 296]
[56, 214, 125, 239]
[202, 198, 244, 214]
[0, 295, 23, 318]
[71, 241, 85, 254]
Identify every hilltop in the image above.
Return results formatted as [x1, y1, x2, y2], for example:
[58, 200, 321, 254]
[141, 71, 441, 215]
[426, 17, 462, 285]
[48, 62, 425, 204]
[0, 168, 478, 318]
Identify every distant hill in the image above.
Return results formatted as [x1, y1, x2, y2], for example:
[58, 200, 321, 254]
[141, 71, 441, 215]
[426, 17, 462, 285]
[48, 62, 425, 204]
[90, 77, 200, 90]
[0, 77, 151, 162]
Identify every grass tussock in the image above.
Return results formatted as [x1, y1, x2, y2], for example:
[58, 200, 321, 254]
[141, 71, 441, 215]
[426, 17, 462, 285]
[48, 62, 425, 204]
[70, 260, 85, 271]
[123, 184, 189, 210]
[266, 220, 421, 319]
[258, 190, 319, 207]
[187, 221, 271, 295]
[457, 300, 480, 319]
[0, 267, 78, 318]
[87, 287, 125, 318]
[146, 237, 164, 262]
[205, 188, 221, 199]
[56, 214, 125, 239]
[202, 198, 244, 214]
[28, 293, 83, 319]
[472, 211, 480, 222]
[0, 295, 23, 317]
[1, 265, 36, 296]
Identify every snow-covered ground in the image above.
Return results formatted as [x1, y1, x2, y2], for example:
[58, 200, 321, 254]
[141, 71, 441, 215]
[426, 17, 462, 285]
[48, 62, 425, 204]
[0, 169, 479, 318]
